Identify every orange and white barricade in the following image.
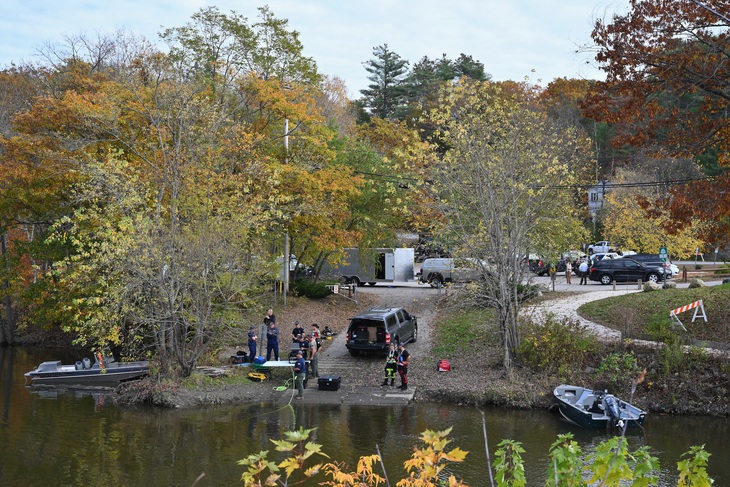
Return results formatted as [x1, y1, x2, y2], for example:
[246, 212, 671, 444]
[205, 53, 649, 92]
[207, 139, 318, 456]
[669, 299, 707, 331]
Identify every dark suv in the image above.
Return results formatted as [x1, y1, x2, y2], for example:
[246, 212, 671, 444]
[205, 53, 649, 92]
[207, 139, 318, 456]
[626, 253, 671, 273]
[345, 307, 417, 356]
[588, 258, 667, 285]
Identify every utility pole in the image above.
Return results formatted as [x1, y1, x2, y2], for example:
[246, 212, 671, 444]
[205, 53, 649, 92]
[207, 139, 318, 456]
[283, 118, 289, 309]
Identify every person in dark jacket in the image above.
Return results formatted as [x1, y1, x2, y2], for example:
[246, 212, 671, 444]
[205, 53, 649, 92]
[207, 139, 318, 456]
[291, 321, 305, 342]
[293, 350, 306, 399]
[264, 308, 276, 326]
[397, 343, 410, 390]
[266, 321, 280, 361]
[247, 326, 257, 361]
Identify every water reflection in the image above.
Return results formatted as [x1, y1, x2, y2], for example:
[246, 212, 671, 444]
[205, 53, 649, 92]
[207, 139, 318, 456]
[1, 346, 727, 486]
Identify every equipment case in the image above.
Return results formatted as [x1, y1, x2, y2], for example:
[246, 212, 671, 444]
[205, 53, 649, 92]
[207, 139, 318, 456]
[317, 375, 341, 391]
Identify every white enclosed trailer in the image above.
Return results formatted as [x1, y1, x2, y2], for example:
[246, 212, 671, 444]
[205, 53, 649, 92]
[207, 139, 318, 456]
[321, 248, 415, 286]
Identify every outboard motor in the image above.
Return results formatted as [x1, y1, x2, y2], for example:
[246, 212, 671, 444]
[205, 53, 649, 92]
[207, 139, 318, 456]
[603, 394, 621, 427]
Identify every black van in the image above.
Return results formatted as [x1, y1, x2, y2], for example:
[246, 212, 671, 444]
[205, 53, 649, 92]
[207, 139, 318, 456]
[345, 307, 417, 356]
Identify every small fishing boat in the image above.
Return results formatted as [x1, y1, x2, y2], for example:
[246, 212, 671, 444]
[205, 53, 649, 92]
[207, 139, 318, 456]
[553, 384, 647, 430]
[24, 352, 149, 387]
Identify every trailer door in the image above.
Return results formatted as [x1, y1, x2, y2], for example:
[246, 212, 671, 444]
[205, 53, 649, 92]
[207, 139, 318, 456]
[384, 251, 395, 280]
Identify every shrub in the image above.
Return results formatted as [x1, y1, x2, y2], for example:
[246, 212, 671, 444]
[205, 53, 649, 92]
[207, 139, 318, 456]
[291, 278, 332, 299]
[238, 427, 712, 486]
[517, 315, 598, 375]
[516, 283, 540, 301]
[594, 351, 639, 390]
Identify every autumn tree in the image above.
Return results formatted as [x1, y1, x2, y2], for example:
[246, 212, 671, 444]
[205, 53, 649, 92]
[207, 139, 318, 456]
[601, 171, 706, 258]
[1, 4, 348, 374]
[355, 117, 440, 234]
[160, 5, 319, 87]
[586, 0, 730, 246]
[0, 63, 88, 345]
[427, 80, 592, 368]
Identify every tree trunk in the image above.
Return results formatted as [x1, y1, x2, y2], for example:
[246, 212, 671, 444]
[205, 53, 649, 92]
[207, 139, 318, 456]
[1, 231, 15, 345]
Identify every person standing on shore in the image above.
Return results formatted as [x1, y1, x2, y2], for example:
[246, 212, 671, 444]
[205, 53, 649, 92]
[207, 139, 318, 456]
[247, 326, 257, 361]
[308, 332, 319, 378]
[266, 321, 280, 361]
[397, 343, 410, 390]
[291, 321, 305, 342]
[293, 350, 306, 400]
[382, 343, 397, 386]
[264, 308, 276, 327]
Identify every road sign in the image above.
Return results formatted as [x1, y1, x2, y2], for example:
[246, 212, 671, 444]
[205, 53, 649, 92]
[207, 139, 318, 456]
[659, 246, 668, 262]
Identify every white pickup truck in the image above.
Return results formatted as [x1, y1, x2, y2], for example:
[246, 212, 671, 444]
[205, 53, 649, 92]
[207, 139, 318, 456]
[588, 241, 616, 254]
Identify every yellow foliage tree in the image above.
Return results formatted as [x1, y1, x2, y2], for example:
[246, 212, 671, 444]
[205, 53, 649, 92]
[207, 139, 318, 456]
[601, 186, 705, 259]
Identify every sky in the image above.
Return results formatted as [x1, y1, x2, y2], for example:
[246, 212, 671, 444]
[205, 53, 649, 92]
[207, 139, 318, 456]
[0, 1, 632, 97]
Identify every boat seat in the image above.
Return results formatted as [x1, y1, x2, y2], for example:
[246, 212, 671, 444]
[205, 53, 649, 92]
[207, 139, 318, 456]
[588, 397, 604, 413]
[582, 395, 599, 411]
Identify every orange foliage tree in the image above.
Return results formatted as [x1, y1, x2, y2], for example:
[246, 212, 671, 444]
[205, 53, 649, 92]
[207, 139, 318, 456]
[586, 0, 730, 246]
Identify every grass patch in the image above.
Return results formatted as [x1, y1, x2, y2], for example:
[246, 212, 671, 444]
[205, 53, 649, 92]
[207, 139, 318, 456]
[578, 283, 730, 345]
[180, 367, 255, 390]
[432, 307, 497, 357]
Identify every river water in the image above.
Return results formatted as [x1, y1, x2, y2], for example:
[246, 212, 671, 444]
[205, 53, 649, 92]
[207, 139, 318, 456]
[1, 346, 728, 486]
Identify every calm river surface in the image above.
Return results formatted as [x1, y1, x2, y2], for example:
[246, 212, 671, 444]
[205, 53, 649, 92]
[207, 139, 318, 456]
[1, 346, 728, 486]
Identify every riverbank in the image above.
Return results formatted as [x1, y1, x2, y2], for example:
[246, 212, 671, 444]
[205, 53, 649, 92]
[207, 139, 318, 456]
[113, 285, 728, 417]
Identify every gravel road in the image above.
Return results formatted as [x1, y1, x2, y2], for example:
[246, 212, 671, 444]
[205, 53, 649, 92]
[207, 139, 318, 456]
[313, 286, 439, 391]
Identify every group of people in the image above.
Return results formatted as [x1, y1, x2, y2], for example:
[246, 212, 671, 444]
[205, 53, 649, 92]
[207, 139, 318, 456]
[563, 258, 590, 285]
[250, 307, 411, 399]
[382, 342, 410, 390]
[247, 309, 321, 400]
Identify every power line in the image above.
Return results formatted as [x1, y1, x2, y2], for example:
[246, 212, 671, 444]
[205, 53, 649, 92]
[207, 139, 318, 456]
[352, 170, 719, 192]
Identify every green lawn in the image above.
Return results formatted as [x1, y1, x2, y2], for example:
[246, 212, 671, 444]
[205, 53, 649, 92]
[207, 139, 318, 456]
[578, 283, 730, 345]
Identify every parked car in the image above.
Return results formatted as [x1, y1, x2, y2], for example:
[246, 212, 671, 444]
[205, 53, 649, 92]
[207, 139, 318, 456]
[525, 253, 542, 273]
[533, 258, 566, 276]
[588, 258, 668, 285]
[588, 241, 616, 254]
[626, 253, 673, 274]
[589, 252, 621, 265]
[345, 307, 418, 356]
[417, 257, 491, 287]
[533, 251, 586, 276]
